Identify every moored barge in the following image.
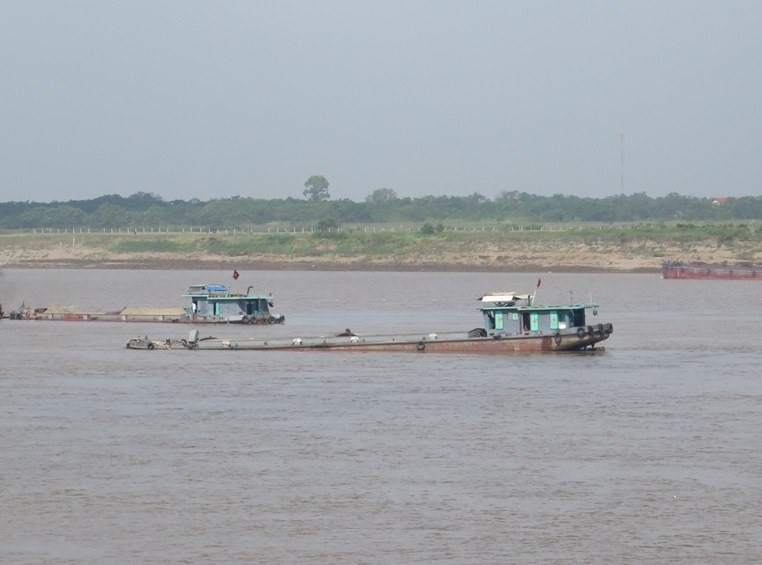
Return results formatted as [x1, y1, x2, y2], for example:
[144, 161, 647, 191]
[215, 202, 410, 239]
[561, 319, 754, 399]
[662, 260, 760, 280]
[5, 283, 285, 324]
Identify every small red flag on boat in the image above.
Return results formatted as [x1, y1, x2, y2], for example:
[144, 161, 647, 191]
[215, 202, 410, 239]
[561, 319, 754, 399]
[232, 269, 240, 280]
[536, 278, 541, 288]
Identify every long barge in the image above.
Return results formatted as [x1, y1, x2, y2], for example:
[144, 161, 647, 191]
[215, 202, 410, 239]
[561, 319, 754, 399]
[127, 289, 613, 353]
[662, 260, 760, 280]
[5, 283, 285, 324]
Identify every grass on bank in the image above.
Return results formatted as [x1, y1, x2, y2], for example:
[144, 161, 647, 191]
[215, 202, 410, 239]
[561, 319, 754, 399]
[1, 222, 759, 262]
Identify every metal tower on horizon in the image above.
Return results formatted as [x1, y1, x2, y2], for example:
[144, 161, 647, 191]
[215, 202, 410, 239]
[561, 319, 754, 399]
[617, 130, 625, 222]
[620, 130, 624, 197]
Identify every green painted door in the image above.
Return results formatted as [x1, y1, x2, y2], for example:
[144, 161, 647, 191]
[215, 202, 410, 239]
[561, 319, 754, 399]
[530, 313, 539, 331]
[549, 312, 558, 330]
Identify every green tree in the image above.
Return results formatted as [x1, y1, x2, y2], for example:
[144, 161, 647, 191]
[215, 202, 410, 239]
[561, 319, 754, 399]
[137, 204, 173, 227]
[92, 203, 130, 228]
[303, 175, 330, 201]
[365, 187, 398, 204]
[420, 222, 436, 234]
[18, 204, 88, 228]
[316, 217, 339, 231]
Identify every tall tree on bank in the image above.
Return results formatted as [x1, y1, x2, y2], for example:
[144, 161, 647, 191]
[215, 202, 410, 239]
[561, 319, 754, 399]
[303, 175, 330, 201]
[365, 188, 398, 203]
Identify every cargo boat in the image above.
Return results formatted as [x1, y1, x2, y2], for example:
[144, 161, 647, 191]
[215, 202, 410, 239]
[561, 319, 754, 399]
[6, 283, 285, 324]
[126, 289, 613, 353]
[661, 260, 760, 280]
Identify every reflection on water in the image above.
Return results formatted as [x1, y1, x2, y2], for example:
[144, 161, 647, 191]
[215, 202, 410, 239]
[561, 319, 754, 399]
[1, 269, 761, 563]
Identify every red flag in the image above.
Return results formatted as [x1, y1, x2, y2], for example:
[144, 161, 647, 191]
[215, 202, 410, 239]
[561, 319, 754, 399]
[232, 269, 240, 280]
[536, 278, 541, 288]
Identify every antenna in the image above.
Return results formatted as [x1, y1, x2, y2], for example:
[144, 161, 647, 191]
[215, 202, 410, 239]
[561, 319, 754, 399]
[620, 130, 624, 197]
[616, 130, 625, 222]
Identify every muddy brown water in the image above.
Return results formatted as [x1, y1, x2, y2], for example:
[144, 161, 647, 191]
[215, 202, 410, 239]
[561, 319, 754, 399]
[1, 269, 760, 563]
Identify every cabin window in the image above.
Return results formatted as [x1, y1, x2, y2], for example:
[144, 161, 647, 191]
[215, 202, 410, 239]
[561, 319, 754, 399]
[549, 312, 559, 330]
[494, 312, 504, 330]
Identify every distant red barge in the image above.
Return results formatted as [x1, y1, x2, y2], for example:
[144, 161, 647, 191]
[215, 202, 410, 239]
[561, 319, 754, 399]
[662, 261, 760, 280]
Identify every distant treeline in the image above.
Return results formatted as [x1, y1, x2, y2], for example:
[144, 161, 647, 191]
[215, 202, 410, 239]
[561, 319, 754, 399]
[1, 191, 760, 229]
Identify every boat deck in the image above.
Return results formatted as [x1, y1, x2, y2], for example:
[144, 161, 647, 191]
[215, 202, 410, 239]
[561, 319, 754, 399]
[128, 324, 611, 353]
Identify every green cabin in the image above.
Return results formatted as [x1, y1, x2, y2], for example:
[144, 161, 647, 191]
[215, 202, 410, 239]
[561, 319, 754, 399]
[183, 284, 282, 324]
[479, 292, 597, 336]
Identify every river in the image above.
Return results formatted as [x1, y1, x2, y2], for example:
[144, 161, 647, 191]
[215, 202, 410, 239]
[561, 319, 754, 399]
[1, 269, 760, 563]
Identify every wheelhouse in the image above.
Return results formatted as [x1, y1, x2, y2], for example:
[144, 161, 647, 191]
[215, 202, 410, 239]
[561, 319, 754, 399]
[184, 284, 274, 322]
[479, 292, 597, 336]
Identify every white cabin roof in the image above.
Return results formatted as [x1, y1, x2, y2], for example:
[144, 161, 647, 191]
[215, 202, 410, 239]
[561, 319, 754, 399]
[478, 292, 531, 303]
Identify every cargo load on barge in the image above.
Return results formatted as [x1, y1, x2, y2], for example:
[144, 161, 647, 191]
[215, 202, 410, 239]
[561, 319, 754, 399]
[5, 283, 285, 325]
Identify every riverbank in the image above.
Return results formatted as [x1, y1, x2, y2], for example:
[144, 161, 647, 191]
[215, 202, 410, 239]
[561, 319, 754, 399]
[0, 245, 733, 273]
[1, 229, 758, 272]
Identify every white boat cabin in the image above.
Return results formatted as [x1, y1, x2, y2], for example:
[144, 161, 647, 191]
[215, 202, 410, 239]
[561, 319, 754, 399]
[184, 284, 275, 323]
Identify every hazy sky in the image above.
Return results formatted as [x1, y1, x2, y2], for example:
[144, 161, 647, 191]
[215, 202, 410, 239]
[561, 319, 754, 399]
[2, 1, 760, 203]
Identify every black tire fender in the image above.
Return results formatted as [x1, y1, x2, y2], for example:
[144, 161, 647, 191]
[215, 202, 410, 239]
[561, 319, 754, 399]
[576, 327, 586, 339]
[416, 341, 425, 351]
[147, 342, 155, 350]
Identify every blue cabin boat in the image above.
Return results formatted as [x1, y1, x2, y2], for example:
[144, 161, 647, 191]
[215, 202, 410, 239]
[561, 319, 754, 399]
[184, 284, 285, 324]
[478, 291, 612, 345]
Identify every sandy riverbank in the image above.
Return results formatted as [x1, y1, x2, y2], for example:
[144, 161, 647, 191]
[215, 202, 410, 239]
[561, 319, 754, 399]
[2, 231, 757, 272]
[0, 246, 726, 272]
